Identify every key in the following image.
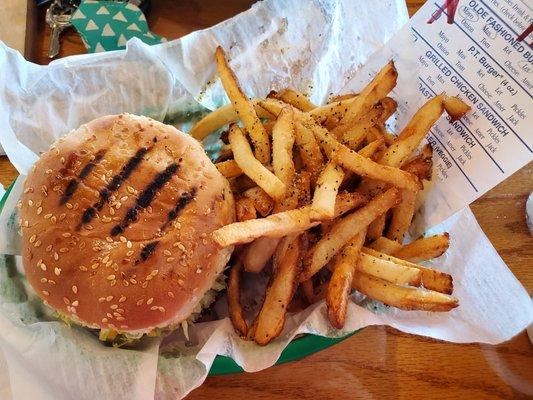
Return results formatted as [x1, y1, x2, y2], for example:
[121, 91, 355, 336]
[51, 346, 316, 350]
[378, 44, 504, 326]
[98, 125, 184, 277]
[46, 1, 75, 59]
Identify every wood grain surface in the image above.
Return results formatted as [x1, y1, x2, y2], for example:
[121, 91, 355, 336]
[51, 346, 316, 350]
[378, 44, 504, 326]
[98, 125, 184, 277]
[0, 1, 531, 399]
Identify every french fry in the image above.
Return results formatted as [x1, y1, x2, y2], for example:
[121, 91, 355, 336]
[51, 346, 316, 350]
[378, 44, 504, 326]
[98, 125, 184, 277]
[294, 121, 325, 183]
[216, 159, 243, 179]
[254, 234, 303, 345]
[402, 145, 433, 181]
[358, 138, 385, 159]
[362, 248, 453, 294]
[228, 261, 248, 336]
[307, 97, 356, 123]
[312, 162, 345, 218]
[243, 236, 281, 273]
[333, 145, 421, 192]
[328, 93, 358, 102]
[333, 61, 397, 132]
[380, 94, 444, 167]
[356, 253, 421, 286]
[189, 101, 273, 141]
[212, 207, 318, 247]
[366, 214, 387, 241]
[229, 124, 286, 201]
[301, 188, 401, 281]
[368, 236, 403, 255]
[272, 107, 296, 186]
[300, 278, 315, 304]
[327, 230, 366, 328]
[444, 95, 471, 122]
[353, 273, 458, 311]
[270, 89, 316, 111]
[243, 187, 274, 217]
[236, 197, 257, 221]
[216, 47, 271, 163]
[377, 97, 398, 124]
[341, 99, 390, 149]
[386, 188, 418, 243]
[393, 233, 450, 262]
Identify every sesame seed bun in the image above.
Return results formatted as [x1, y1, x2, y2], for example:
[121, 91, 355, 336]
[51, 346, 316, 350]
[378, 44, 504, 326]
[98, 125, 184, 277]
[19, 114, 235, 334]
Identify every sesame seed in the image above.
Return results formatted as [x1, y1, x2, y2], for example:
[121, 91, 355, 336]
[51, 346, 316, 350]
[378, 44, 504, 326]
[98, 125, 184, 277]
[177, 279, 184, 286]
[127, 241, 132, 249]
[102, 256, 109, 264]
[150, 306, 158, 311]
[37, 207, 43, 215]
[158, 307, 165, 312]
[98, 297, 106, 303]
[34, 240, 42, 247]
[177, 243, 185, 251]
[28, 199, 34, 207]
[102, 318, 108, 323]
[40, 278, 47, 283]
[110, 304, 118, 310]
[106, 296, 113, 302]
[109, 208, 115, 216]
[91, 263, 99, 270]
[85, 224, 94, 230]
[167, 291, 174, 298]
[119, 296, 126, 303]
[66, 203, 73, 209]
[116, 316, 125, 321]
[119, 236, 127, 243]
[79, 265, 88, 271]
[166, 257, 175, 262]
[54, 252, 59, 261]
[142, 282, 148, 288]
[71, 300, 79, 307]
[72, 285, 78, 294]
[120, 196, 128, 202]
[59, 213, 66, 221]
[48, 280, 56, 285]
[106, 313, 113, 318]
[136, 299, 144, 306]
[44, 213, 52, 219]
[42, 290, 49, 296]
[59, 247, 69, 253]
[51, 216, 57, 224]
[63, 297, 70, 305]
[120, 325, 128, 329]
[29, 234, 36, 243]
[130, 278, 137, 284]
[54, 267, 61, 276]
[146, 297, 154, 305]
[127, 186, 135, 194]
[163, 250, 171, 256]
[40, 263, 47, 271]
[62, 233, 71, 238]
[145, 275, 153, 281]
[126, 250, 134, 256]
[110, 280, 117, 287]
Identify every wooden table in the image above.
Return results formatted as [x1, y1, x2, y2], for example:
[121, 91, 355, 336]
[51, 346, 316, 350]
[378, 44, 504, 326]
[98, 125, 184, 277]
[1, 1, 532, 398]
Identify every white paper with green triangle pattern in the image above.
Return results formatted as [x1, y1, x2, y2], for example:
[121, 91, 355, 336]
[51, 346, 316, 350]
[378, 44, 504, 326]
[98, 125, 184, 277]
[71, 0, 166, 52]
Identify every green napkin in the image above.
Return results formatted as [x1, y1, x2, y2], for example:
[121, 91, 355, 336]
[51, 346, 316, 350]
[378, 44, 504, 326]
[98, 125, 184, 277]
[71, 0, 166, 53]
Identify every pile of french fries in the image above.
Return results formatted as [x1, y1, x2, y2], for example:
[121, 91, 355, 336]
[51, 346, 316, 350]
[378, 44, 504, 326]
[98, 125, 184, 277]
[191, 47, 471, 345]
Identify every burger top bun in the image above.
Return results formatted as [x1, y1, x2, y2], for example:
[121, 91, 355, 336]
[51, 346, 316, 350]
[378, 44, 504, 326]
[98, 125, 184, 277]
[19, 114, 235, 333]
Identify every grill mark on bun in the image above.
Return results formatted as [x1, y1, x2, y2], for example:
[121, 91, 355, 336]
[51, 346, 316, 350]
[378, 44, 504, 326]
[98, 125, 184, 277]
[161, 187, 197, 230]
[136, 241, 159, 264]
[60, 149, 106, 205]
[77, 146, 151, 229]
[110, 162, 180, 236]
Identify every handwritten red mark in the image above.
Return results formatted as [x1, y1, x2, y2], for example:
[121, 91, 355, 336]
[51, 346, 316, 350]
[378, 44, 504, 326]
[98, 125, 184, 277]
[428, 0, 460, 24]
[517, 24, 532, 45]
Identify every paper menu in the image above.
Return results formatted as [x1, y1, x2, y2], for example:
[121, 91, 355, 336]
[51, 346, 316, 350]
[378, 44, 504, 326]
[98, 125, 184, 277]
[340, 0, 532, 232]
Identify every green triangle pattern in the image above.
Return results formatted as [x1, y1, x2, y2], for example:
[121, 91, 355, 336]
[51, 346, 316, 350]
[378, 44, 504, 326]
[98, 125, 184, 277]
[71, 0, 166, 53]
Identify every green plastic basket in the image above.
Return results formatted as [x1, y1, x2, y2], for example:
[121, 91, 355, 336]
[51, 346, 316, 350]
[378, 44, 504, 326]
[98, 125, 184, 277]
[0, 179, 358, 375]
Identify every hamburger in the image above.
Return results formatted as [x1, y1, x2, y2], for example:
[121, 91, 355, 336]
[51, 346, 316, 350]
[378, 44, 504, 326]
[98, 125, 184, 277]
[19, 114, 235, 342]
